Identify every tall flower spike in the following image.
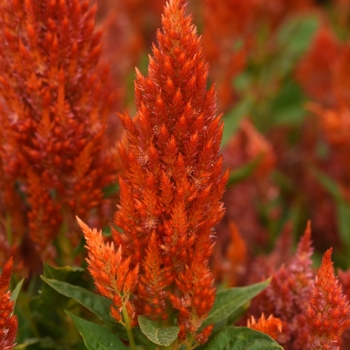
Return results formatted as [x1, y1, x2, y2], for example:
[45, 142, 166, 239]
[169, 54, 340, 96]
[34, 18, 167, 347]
[113, 0, 228, 338]
[306, 248, 350, 349]
[0, 258, 18, 350]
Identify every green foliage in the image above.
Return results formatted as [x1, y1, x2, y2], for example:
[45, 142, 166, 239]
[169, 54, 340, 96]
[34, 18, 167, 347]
[11, 278, 24, 305]
[201, 279, 271, 329]
[206, 327, 283, 350]
[227, 155, 263, 187]
[67, 311, 128, 350]
[311, 167, 350, 266]
[138, 316, 179, 347]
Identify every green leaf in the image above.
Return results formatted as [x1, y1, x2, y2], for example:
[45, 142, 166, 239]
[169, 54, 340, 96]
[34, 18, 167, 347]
[40, 276, 115, 325]
[44, 263, 84, 282]
[11, 278, 24, 305]
[277, 15, 319, 56]
[202, 279, 270, 328]
[103, 183, 119, 198]
[269, 80, 306, 127]
[138, 315, 179, 346]
[40, 277, 152, 347]
[311, 168, 350, 250]
[227, 155, 263, 186]
[222, 97, 255, 147]
[206, 327, 283, 349]
[14, 337, 72, 350]
[14, 339, 40, 349]
[67, 311, 128, 350]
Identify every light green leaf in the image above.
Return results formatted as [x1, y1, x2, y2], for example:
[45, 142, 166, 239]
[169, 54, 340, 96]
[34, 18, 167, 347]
[202, 279, 270, 328]
[275, 15, 319, 74]
[11, 278, 24, 305]
[67, 311, 127, 350]
[138, 315, 179, 346]
[206, 327, 283, 349]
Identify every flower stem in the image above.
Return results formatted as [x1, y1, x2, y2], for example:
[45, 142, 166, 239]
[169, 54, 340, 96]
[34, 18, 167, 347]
[122, 302, 136, 350]
[185, 334, 195, 350]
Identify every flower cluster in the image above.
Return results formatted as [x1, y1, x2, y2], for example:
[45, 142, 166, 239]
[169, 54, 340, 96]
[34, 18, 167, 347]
[248, 223, 350, 349]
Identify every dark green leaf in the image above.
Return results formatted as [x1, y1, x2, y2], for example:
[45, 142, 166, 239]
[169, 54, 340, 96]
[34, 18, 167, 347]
[206, 327, 283, 349]
[67, 311, 127, 350]
[227, 155, 263, 186]
[44, 264, 84, 282]
[311, 168, 350, 250]
[138, 315, 179, 346]
[202, 279, 270, 328]
[103, 183, 119, 198]
[40, 276, 115, 325]
[269, 80, 305, 126]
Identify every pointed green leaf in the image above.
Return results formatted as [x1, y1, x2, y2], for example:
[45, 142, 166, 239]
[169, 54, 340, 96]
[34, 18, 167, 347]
[206, 327, 283, 349]
[202, 279, 270, 328]
[40, 276, 115, 325]
[40, 276, 150, 346]
[67, 311, 127, 350]
[138, 315, 179, 346]
[11, 278, 24, 305]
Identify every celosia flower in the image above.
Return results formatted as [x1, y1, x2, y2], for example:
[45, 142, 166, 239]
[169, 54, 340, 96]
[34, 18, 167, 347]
[0, 258, 18, 350]
[0, 0, 118, 260]
[247, 313, 282, 340]
[306, 248, 350, 349]
[77, 218, 139, 324]
[248, 222, 314, 349]
[80, 0, 228, 342]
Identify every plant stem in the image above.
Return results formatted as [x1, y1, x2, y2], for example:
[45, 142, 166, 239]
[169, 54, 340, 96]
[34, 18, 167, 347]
[185, 334, 195, 350]
[122, 302, 136, 350]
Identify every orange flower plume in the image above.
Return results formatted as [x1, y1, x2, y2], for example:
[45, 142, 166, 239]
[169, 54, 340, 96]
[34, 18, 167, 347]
[80, 0, 228, 342]
[306, 248, 350, 349]
[0, 0, 118, 261]
[0, 258, 18, 350]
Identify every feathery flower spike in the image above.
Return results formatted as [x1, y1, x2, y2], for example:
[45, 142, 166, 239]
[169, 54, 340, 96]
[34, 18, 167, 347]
[80, 0, 228, 342]
[306, 248, 350, 349]
[114, 0, 228, 338]
[0, 258, 18, 350]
